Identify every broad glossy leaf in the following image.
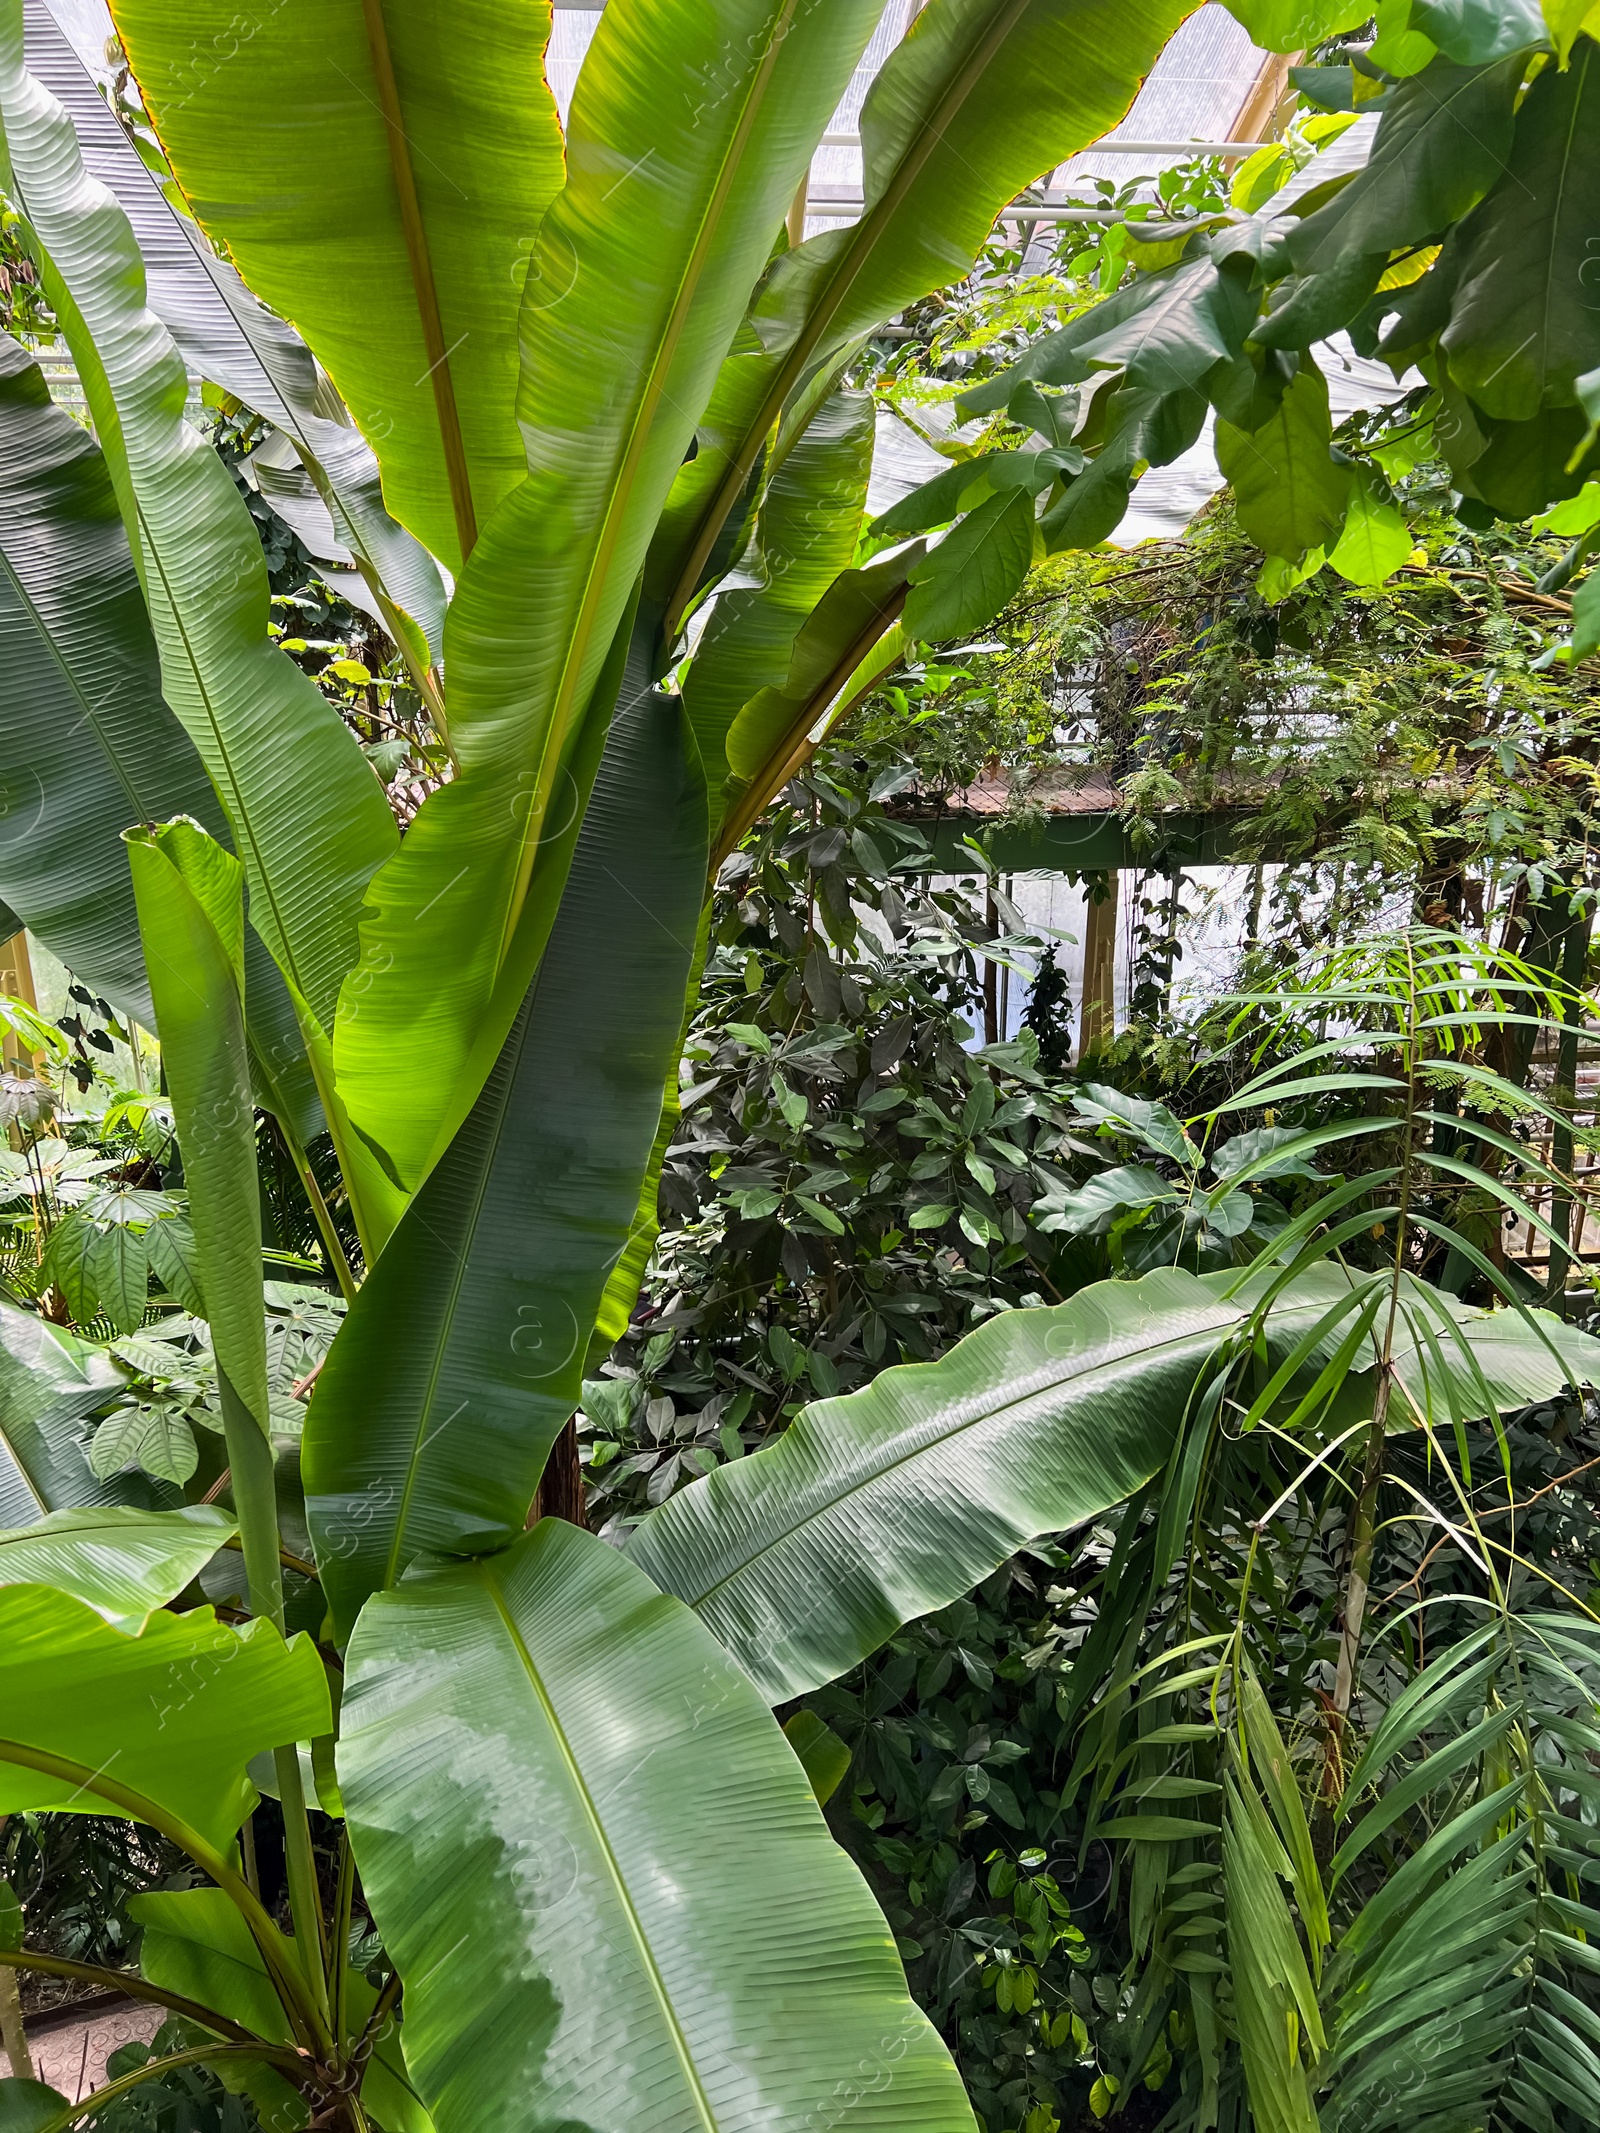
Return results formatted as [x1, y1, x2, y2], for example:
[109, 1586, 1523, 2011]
[1217, 366, 1352, 566]
[955, 267, 1198, 419]
[0, 2081, 70, 2133]
[1465, 399, 1599, 518]
[1218, 0, 1371, 50]
[684, 385, 874, 798]
[1288, 54, 1525, 278]
[306, 693, 707, 1636]
[0, 333, 221, 1027]
[128, 825, 269, 1436]
[629, 1267, 1239, 1701]
[1575, 559, 1600, 661]
[0, 1296, 151, 1523]
[1038, 1163, 1180, 1234]
[1409, 0, 1547, 59]
[1326, 463, 1411, 586]
[86, 1218, 149, 1336]
[133, 1887, 306, 2128]
[112, 0, 565, 575]
[0, 1583, 329, 1849]
[1442, 38, 1600, 421]
[1040, 384, 1206, 551]
[333, 0, 885, 1187]
[1073, 1082, 1196, 1163]
[1248, 246, 1388, 353]
[25, 3, 445, 666]
[725, 542, 926, 789]
[1384, 1286, 1600, 1421]
[590, 910, 712, 1354]
[663, 0, 1195, 625]
[1073, 253, 1253, 394]
[632, 1261, 1591, 1703]
[0, 11, 400, 1037]
[904, 487, 1038, 643]
[341, 1520, 974, 2133]
[1222, 1261, 1600, 1422]
[0, 1504, 234, 1628]
[87, 1401, 198, 1488]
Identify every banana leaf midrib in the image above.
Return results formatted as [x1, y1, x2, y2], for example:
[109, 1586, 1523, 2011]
[663, 1300, 1241, 1608]
[492, 0, 805, 980]
[357, 0, 477, 559]
[482, 1565, 723, 2133]
[664, 0, 1035, 636]
[133, 494, 315, 1021]
[0, 1423, 50, 1518]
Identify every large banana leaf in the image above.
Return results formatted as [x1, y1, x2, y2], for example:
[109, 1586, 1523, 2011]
[0, 331, 221, 1025]
[0, 1297, 151, 1524]
[0, 6, 399, 1040]
[0, 1503, 234, 1628]
[660, 0, 1193, 633]
[0, 326, 321, 1141]
[23, 0, 444, 668]
[630, 1266, 1600, 1704]
[127, 825, 270, 1440]
[628, 1266, 1235, 1701]
[1218, 0, 1370, 49]
[683, 383, 875, 801]
[0, 1582, 329, 1850]
[340, 1520, 975, 2133]
[333, 0, 888, 1188]
[590, 907, 712, 1354]
[305, 692, 708, 1636]
[34, 6, 445, 656]
[110, 0, 566, 574]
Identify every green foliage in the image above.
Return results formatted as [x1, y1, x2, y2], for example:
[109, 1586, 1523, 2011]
[876, 29, 1600, 656]
[1, 1816, 177, 1975]
[5, 5, 1600, 2132]
[341, 1520, 974, 2133]
[847, 483, 1600, 899]
[577, 759, 1111, 1537]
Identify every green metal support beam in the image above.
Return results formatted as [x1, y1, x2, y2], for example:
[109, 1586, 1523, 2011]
[893, 808, 1263, 874]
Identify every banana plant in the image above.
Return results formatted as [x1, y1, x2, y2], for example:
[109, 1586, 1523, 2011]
[0, 0, 1582, 2129]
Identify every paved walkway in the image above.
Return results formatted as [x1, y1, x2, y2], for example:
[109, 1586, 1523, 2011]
[17, 2000, 163, 2101]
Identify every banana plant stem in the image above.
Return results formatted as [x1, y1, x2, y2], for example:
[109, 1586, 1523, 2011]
[0, 1961, 31, 2081]
[218, 1373, 333, 2031]
[332, 1828, 356, 2047]
[274, 1745, 333, 2025]
[273, 1114, 359, 1305]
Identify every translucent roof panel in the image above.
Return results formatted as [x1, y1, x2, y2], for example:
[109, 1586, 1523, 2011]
[1059, 3, 1270, 187]
[547, 6, 601, 121]
[801, 0, 923, 235]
